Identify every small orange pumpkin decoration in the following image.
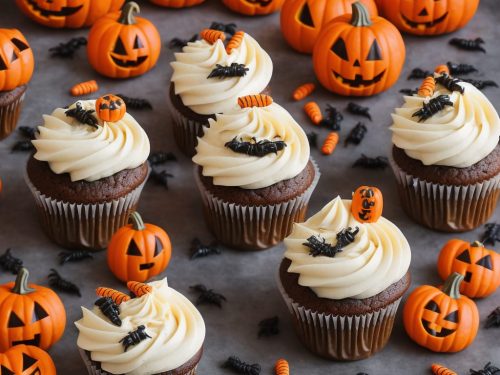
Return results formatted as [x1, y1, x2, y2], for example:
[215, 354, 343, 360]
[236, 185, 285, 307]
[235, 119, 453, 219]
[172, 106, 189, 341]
[280, 0, 378, 54]
[222, 0, 285, 16]
[351, 186, 383, 223]
[95, 94, 126, 122]
[375, 0, 480, 36]
[313, 2, 405, 96]
[438, 239, 500, 299]
[87, 2, 161, 79]
[107, 212, 172, 283]
[149, 0, 205, 7]
[0, 345, 56, 374]
[0, 29, 34, 92]
[403, 272, 479, 353]
[15, 0, 124, 29]
[0, 268, 66, 351]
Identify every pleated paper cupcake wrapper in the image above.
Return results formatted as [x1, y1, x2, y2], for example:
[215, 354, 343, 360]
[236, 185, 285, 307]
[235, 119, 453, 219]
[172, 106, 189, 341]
[0, 91, 25, 140]
[276, 274, 401, 361]
[194, 159, 320, 251]
[390, 157, 500, 232]
[79, 348, 198, 375]
[25, 173, 147, 251]
[167, 94, 210, 158]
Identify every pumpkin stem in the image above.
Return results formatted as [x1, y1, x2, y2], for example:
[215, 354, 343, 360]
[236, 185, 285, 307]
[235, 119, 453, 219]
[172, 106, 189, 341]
[129, 211, 146, 231]
[11, 268, 35, 295]
[442, 272, 464, 299]
[351, 1, 372, 27]
[118, 1, 140, 25]
[471, 241, 483, 247]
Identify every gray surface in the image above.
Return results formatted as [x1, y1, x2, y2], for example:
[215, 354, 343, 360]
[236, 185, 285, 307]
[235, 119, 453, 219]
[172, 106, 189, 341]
[0, 1, 499, 374]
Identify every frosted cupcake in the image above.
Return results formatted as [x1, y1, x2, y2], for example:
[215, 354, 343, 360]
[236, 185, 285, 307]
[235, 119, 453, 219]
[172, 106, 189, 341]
[390, 72, 500, 232]
[26, 99, 150, 250]
[278, 191, 411, 361]
[76, 279, 205, 375]
[192, 94, 319, 251]
[169, 29, 272, 156]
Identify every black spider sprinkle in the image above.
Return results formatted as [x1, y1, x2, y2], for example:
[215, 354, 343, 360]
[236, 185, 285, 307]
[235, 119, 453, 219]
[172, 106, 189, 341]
[319, 105, 343, 131]
[120, 325, 151, 351]
[148, 151, 177, 166]
[49, 37, 87, 58]
[400, 88, 418, 95]
[168, 33, 199, 50]
[344, 122, 367, 147]
[257, 316, 279, 338]
[48, 269, 81, 297]
[346, 102, 371, 120]
[65, 102, 99, 128]
[408, 68, 432, 80]
[225, 137, 286, 157]
[190, 284, 226, 308]
[59, 250, 93, 265]
[223, 356, 261, 375]
[449, 37, 486, 53]
[148, 168, 174, 190]
[412, 95, 453, 122]
[485, 307, 500, 329]
[0, 248, 23, 274]
[306, 131, 318, 149]
[460, 78, 498, 90]
[304, 227, 359, 258]
[447, 62, 478, 76]
[469, 362, 500, 375]
[11, 140, 34, 153]
[208, 63, 248, 79]
[116, 94, 153, 110]
[481, 223, 500, 246]
[95, 297, 122, 326]
[190, 238, 221, 260]
[18, 126, 37, 140]
[352, 155, 389, 169]
[435, 74, 465, 94]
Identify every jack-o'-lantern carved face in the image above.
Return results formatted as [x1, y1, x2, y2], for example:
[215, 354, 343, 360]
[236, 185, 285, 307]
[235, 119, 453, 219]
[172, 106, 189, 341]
[0, 29, 34, 92]
[110, 34, 148, 69]
[0, 345, 56, 375]
[375, 0, 480, 36]
[421, 299, 458, 338]
[222, 0, 284, 16]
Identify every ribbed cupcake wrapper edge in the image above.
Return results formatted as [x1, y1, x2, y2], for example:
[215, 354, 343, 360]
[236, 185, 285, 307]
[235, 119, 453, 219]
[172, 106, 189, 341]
[0, 91, 25, 140]
[25, 172, 148, 251]
[79, 348, 198, 375]
[194, 159, 320, 251]
[390, 157, 500, 232]
[276, 272, 401, 361]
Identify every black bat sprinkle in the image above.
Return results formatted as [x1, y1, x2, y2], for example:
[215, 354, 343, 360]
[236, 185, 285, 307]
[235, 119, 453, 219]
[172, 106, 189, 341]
[319, 105, 343, 131]
[400, 88, 418, 95]
[306, 131, 318, 149]
[223, 356, 261, 375]
[48, 269, 81, 297]
[208, 63, 248, 79]
[408, 68, 432, 80]
[435, 74, 465, 94]
[346, 102, 371, 120]
[353, 154, 389, 169]
[59, 250, 93, 265]
[345, 122, 367, 147]
[11, 140, 34, 153]
[447, 62, 478, 75]
[225, 137, 286, 157]
[18, 126, 37, 140]
[481, 223, 500, 246]
[210, 22, 237, 36]
[120, 325, 151, 351]
[190, 238, 221, 260]
[412, 95, 454, 122]
[168, 33, 199, 50]
[460, 78, 498, 90]
[470, 362, 500, 375]
[190, 284, 226, 308]
[65, 102, 99, 128]
[0, 249, 23, 274]
[116, 94, 153, 110]
[449, 37, 486, 53]
[148, 168, 173, 190]
[95, 297, 122, 326]
[49, 37, 87, 58]
[148, 151, 177, 166]
[257, 316, 279, 338]
[304, 227, 359, 258]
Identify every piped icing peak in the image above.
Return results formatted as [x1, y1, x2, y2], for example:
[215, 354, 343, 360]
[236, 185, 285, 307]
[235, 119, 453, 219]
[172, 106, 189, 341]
[284, 197, 411, 300]
[32, 100, 150, 182]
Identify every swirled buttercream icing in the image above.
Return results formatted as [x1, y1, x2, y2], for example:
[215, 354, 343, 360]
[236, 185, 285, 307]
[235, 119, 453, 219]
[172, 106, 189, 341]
[32, 100, 150, 182]
[192, 102, 310, 189]
[284, 197, 411, 299]
[170, 32, 272, 115]
[75, 279, 205, 375]
[390, 77, 500, 168]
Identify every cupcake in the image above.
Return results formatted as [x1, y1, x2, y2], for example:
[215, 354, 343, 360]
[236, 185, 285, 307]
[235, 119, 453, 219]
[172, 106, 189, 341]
[278, 190, 411, 361]
[192, 94, 319, 251]
[76, 278, 205, 375]
[26, 99, 150, 250]
[169, 29, 273, 157]
[0, 28, 34, 140]
[390, 72, 500, 232]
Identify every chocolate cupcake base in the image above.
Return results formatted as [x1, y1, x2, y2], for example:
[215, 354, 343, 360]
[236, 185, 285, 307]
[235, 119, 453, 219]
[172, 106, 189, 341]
[0, 85, 27, 140]
[194, 160, 320, 251]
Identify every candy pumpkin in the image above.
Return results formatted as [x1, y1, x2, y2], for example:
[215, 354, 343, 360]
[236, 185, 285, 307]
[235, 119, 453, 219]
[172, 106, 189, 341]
[87, 2, 161, 79]
[0, 345, 56, 375]
[0, 268, 66, 351]
[222, 0, 285, 16]
[107, 212, 171, 283]
[403, 272, 479, 352]
[15, 0, 124, 29]
[0, 29, 34, 92]
[438, 240, 500, 299]
[375, 0, 480, 36]
[95, 94, 126, 122]
[149, 0, 205, 7]
[313, 2, 405, 96]
[351, 186, 383, 223]
[280, 0, 378, 53]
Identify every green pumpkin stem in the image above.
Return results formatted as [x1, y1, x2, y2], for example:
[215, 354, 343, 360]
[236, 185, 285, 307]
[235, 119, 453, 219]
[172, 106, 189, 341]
[471, 241, 483, 247]
[129, 211, 146, 231]
[118, 1, 140, 25]
[11, 268, 35, 295]
[351, 1, 372, 27]
[442, 272, 464, 299]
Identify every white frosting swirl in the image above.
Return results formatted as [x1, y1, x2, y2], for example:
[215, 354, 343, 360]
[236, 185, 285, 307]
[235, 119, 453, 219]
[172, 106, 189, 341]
[33, 100, 150, 182]
[192, 102, 310, 189]
[390, 79, 500, 167]
[170, 33, 273, 115]
[284, 197, 411, 300]
[75, 279, 205, 375]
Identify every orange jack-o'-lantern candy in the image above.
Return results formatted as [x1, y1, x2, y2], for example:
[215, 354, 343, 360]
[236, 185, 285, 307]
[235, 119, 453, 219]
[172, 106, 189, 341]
[351, 186, 383, 223]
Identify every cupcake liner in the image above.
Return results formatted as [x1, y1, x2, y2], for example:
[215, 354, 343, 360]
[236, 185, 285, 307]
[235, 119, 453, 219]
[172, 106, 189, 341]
[0, 91, 25, 140]
[25, 172, 148, 251]
[194, 159, 320, 251]
[79, 348, 198, 375]
[276, 273, 401, 361]
[167, 93, 210, 158]
[390, 157, 500, 232]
